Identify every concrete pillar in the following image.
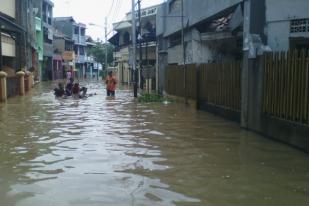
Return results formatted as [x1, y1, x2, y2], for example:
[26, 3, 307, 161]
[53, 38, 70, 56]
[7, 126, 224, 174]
[145, 78, 152, 92]
[16, 71, 25, 96]
[241, 0, 266, 128]
[0, 71, 7, 102]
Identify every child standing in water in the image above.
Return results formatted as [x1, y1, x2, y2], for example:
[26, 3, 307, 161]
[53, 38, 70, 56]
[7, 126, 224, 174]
[105, 71, 117, 96]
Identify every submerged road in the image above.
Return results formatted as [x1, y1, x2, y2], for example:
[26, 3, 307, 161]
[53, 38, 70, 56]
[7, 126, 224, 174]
[0, 81, 309, 206]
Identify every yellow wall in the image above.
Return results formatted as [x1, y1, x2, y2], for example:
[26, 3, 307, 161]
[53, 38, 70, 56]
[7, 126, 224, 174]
[1, 34, 16, 57]
[0, 0, 15, 18]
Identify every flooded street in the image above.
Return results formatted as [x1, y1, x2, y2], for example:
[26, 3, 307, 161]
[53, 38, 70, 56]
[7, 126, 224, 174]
[0, 82, 309, 206]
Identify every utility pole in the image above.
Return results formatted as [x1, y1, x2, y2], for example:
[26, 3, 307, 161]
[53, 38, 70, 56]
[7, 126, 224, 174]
[181, 0, 187, 104]
[138, 0, 143, 89]
[132, 0, 138, 97]
[105, 17, 108, 78]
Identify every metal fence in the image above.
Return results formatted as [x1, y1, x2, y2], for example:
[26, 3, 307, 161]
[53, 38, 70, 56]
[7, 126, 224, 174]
[263, 50, 309, 125]
[165, 61, 242, 111]
[200, 62, 241, 111]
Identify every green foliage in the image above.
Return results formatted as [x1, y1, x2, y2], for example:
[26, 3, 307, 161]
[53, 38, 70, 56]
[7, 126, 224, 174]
[88, 42, 114, 69]
[138, 93, 164, 103]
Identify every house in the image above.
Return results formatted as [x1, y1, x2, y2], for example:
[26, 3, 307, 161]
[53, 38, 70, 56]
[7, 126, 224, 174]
[109, 4, 159, 89]
[53, 29, 74, 80]
[156, 0, 243, 93]
[54, 17, 87, 79]
[265, 0, 309, 51]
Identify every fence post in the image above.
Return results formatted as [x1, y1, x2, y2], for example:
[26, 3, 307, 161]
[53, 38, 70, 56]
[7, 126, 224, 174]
[16, 71, 25, 96]
[0, 71, 7, 102]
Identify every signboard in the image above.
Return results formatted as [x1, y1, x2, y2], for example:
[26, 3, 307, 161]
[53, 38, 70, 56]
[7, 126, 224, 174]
[62, 51, 75, 61]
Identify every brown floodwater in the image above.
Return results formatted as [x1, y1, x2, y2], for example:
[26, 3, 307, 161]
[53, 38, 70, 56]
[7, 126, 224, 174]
[0, 82, 309, 206]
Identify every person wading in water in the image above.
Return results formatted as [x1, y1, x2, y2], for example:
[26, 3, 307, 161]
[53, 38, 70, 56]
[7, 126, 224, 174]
[105, 71, 117, 97]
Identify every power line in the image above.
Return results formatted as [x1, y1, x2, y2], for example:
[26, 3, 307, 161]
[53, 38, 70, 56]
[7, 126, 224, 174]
[106, 0, 139, 38]
[106, 0, 116, 18]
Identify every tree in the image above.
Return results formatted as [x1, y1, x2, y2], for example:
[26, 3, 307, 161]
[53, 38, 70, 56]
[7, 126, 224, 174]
[88, 42, 114, 69]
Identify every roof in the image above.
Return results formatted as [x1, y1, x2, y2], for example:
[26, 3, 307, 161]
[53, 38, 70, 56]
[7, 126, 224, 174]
[53, 28, 74, 42]
[108, 32, 120, 46]
[43, 0, 54, 7]
[113, 21, 132, 31]
[0, 13, 25, 33]
[54, 16, 76, 23]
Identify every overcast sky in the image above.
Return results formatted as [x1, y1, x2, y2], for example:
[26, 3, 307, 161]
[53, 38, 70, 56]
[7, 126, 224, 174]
[52, 0, 165, 41]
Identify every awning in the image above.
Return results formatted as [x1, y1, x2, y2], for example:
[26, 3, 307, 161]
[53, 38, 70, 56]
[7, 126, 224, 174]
[0, 14, 25, 34]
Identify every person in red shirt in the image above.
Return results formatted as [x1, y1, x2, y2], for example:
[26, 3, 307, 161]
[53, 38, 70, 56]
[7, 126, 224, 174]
[105, 71, 117, 96]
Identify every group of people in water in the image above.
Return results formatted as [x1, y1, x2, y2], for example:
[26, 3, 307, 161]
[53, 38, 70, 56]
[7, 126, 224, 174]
[53, 71, 117, 99]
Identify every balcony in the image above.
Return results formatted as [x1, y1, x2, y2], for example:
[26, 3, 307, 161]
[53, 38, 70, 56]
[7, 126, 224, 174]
[76, 54, 86, 63]
[35, 17, 42, 31]
[73, 34, 86, 45]
[73, 34, 78, 44]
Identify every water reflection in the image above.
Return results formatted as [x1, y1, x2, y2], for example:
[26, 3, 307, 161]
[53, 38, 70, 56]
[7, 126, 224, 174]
[0, 82, 308, 206]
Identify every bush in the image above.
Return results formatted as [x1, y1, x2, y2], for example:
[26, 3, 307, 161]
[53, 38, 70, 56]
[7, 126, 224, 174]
[138, 93, 164, 103]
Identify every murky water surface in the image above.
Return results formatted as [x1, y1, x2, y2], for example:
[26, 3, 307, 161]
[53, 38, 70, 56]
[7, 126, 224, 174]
[0, 82, 309, 206]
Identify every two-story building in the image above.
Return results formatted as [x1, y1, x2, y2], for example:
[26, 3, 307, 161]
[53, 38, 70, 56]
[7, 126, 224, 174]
[109, 5, 159, 89]
[53, 28, 74, 80]
[54, 17, 87, 79]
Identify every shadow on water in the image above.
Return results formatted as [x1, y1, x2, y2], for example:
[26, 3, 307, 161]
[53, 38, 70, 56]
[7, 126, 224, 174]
[0, 81, 309, 206]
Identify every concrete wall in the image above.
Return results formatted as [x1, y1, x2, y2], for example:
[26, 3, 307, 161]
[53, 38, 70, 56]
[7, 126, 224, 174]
[266, 0, 309, 51]
[0, 0, 15, 18]
[167, 45, 182, 64]
[53, 39, 65, 53]
[54, 20, 74, 39]
[160, 0, 242, 37]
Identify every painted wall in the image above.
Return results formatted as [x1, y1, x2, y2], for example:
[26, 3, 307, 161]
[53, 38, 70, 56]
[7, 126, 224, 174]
[266, 0, 309, 51]
[0, 0, 15, 18]
[167, 45, 182, 64]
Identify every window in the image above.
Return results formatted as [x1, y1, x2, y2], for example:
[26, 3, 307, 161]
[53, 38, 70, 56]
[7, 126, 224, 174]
[74, 45, 78, 54]
[169, 0, 181, 13]
[123, 32, 130, 45]
[79, 47, 85, 55]
[81, 28, 85, 36]
[169, 33, 181, 47]
[74, 27, 79, 35]
[43, 27, 52, 44]
[290, 19, 309, 33]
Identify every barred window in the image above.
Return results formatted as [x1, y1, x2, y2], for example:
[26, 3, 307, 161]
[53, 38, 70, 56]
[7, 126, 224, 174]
[290, 19, 309, 33]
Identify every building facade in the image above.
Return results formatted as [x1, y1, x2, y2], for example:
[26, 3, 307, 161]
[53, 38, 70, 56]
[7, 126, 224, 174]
[0, 0, 39, 75]
[53, 29, 74, 80]
[265, 0, 309, 51]
[42, 0, 54, 80]
[54, 17, 88, 79]
[33, 0, 44, 82]
[0, 0, 22, 74]
[109, 5, 159, 89]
